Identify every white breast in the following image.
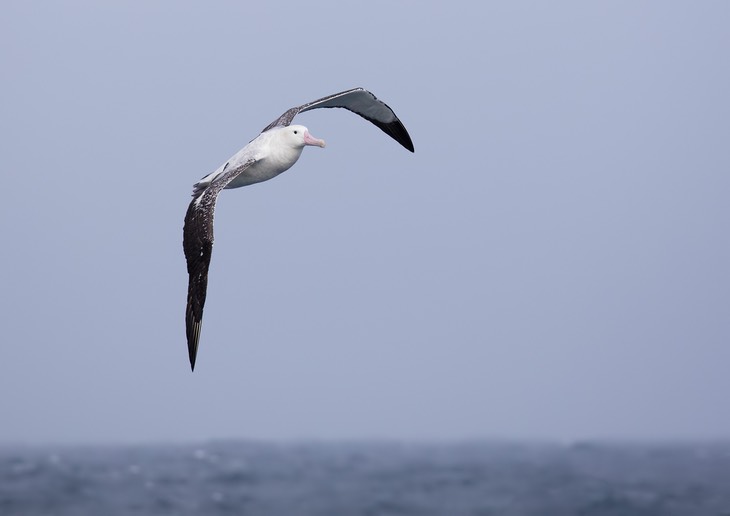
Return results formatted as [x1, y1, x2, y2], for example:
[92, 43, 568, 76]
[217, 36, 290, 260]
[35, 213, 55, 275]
[227, 130, 304, 189]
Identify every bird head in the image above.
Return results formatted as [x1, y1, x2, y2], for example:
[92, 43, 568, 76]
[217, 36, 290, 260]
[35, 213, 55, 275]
[287, 125, 326, 148]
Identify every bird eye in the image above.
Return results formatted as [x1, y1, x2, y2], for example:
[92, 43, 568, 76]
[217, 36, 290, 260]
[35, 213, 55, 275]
[293, 130, 298, 134]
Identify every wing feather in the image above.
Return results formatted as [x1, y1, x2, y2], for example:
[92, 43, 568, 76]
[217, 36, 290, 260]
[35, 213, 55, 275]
[262, 88, 414, 152]
[183, 158, 257, 370]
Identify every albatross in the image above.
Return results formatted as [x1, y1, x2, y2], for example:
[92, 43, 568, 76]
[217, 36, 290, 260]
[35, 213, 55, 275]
[183, 87, 414, 371]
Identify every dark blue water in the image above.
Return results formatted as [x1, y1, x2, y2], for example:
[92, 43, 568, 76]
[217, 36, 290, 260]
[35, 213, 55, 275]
[2, 441, 730, 515]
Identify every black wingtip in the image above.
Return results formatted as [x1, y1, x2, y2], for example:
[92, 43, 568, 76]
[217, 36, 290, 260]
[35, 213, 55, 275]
[187, 330, 197, 371]
[186, 318, 201, 372]
[373, 119, 414, 153]
[189, 342, 197, 371]
[187, 323, 199, 372]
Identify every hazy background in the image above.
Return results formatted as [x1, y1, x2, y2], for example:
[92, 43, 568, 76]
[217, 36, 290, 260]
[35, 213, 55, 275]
[1, 1, 728, 445]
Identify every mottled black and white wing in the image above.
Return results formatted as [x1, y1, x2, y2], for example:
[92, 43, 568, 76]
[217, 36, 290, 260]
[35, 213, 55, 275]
[262, 87, 414, 152]
[183, 158, 257, 371]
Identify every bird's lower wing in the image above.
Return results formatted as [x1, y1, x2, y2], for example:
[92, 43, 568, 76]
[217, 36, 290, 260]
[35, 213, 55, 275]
[183, 157, 257, 371]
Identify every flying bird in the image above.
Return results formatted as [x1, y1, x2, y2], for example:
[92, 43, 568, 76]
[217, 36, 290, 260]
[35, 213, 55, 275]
[183, 87, 414, 370]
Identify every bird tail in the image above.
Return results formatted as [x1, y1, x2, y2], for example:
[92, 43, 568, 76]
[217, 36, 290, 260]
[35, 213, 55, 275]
[191, 180, 209, 198]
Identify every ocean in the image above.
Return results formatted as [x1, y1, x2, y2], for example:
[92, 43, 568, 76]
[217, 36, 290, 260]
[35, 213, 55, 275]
[1, 441, 729, 515]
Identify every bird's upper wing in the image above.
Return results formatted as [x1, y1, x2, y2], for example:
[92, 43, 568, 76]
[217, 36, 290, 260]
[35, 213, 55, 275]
[261, 87, 414, 152]
[183, 157, 257, 371]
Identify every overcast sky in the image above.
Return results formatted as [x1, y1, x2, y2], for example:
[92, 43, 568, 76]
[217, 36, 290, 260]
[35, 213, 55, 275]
[1, 1, 728, 444]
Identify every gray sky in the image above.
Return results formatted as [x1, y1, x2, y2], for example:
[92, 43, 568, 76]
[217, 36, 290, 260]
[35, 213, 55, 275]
[1, 1, 729, 444]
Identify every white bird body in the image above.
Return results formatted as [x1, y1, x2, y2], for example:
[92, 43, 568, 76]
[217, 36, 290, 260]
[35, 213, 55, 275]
[193, 125, 325, 195]
[183, 88, 413, 370]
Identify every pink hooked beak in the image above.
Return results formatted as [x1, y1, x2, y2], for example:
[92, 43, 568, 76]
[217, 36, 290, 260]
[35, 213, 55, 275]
[303, 130, 326, 148]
